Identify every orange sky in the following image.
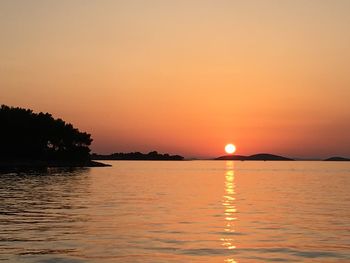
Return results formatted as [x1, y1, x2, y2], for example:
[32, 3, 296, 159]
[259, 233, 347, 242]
[1, 0, 350, 158]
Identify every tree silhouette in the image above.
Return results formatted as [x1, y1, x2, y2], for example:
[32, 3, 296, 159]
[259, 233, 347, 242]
[92, 151, 184, 160]
[0, 105, 92, 161]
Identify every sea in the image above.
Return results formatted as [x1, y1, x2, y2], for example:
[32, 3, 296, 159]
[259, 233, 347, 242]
[0, 161, 349, 262]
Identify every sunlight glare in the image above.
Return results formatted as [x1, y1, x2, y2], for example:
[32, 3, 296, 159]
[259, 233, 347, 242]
[225, 144, 236, 154]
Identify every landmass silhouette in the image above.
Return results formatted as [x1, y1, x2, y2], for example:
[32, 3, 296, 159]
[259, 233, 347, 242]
[324, 156, 350, 161]
[215, 153, 293, 161]
[0, 105, 108, 168]
[216, 154, 350, 161]
[92, 151, 184, 161]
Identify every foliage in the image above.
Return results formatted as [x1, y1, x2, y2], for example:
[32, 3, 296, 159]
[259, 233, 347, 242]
[0, 105, 92, 161]
[92, 151, 184, 160]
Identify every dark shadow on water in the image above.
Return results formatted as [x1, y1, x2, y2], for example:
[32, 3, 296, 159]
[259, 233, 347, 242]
[0, 166, 90, 176]
[37, 258, 84, 263]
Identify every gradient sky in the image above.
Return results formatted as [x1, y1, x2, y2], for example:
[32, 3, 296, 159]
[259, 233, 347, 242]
[1, 0, 350, 158]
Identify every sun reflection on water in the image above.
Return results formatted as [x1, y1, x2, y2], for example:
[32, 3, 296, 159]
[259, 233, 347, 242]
[221, 161, 238, 262]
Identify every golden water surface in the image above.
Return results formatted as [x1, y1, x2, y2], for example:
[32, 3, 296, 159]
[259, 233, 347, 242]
[0, 161, 349, 262]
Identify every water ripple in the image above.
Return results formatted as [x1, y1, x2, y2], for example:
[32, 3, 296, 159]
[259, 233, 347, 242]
[1, 161, 349, 262]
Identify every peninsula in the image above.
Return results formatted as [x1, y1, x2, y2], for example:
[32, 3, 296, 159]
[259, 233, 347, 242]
[0, 105, 109, 168]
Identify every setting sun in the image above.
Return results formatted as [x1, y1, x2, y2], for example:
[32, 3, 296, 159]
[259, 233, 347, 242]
[225, 144, 236, 155]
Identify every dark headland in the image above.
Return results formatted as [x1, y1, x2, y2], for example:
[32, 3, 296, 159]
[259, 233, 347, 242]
[324, 156, 350, 161]
[92, 151, 184, 161]
[215, 153, 294, 161]
[0, 105, 109, 168]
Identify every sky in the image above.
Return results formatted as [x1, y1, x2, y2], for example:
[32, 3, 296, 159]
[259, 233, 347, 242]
[1, 0, 350, 158]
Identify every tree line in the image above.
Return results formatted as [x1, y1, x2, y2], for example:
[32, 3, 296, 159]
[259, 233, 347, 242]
[92, 151, 184, 160]
[0, 105, 92, 161]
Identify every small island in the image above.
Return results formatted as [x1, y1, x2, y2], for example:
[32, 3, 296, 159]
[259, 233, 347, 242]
[0, 105, 109, 168]
[215, 153, 294, 161]
[92, 151, 184, 161]
[324, 156, 350, 161]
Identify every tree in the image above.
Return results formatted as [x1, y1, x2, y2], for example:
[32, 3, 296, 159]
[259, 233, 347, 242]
[0, 105, 92, 161]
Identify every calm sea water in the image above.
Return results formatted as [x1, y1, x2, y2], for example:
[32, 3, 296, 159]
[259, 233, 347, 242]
[0, 161, 349, 263]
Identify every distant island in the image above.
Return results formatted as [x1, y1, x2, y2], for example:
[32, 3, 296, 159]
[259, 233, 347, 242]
[0, 105, 109, 168]
[324, 157, 350, 161]
[215, 153, 294, 161]
[92, 151, 184, 161]
[216, 154, 350, 161]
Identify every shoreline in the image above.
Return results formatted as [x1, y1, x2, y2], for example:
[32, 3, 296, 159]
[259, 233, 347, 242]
[0, 160, 111, 169]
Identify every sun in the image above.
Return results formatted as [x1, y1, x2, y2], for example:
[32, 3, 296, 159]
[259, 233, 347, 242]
[225, 144, 236, 154]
